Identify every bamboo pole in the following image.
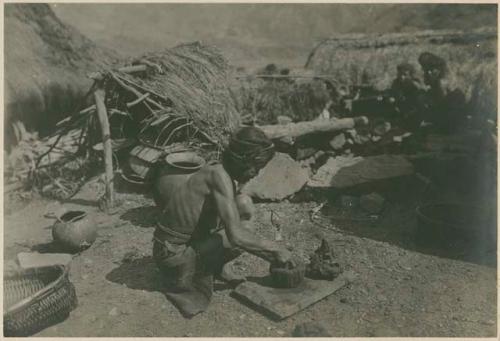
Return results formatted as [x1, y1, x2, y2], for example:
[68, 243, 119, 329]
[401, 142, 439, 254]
[94, 82, 115, 210]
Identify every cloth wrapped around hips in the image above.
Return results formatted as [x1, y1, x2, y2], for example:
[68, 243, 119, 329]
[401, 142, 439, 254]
[153, 227, 229, 318]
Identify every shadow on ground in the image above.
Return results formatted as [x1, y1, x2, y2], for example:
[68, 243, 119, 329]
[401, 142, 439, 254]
[61, 198, 98, 207]
[321, 176, 497, 268]
[31, 241, 67, 254]
[106, 256, 164, 292]
[119, 205, 159, 229]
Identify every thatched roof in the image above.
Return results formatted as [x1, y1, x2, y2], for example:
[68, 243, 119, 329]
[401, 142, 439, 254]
[108, 42, 240, 146]
[304, 28, 497, 119]
[305, 27, 497, 70]
[4, 4, 118, 144]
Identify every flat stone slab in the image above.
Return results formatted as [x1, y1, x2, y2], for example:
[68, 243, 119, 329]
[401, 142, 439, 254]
[308, 154, 414, 189]
[232, 270, 356, 320]
[18, 252, 73, 269]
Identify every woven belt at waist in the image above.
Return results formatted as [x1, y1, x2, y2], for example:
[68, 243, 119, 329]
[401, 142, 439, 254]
[155, 221, 192, 244]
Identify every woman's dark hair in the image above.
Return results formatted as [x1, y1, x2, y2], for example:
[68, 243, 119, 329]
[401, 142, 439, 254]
[418, 52, 447, 74]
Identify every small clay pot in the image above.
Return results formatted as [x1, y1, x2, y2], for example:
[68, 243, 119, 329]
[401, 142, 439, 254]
[269, 261, 306, 288]
[52, 211, 97, 253]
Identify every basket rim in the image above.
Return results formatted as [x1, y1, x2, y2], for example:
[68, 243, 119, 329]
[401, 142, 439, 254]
[4, 265, 69, 316]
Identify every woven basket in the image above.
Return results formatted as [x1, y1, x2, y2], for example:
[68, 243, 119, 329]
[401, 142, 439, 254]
[3, 265, 78, 336]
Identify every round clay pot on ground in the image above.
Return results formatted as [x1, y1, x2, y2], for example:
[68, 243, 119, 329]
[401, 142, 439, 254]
[52, 211, 97, 253]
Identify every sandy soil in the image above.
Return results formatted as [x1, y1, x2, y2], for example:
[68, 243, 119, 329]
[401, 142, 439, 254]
[3, 176, 497, 337]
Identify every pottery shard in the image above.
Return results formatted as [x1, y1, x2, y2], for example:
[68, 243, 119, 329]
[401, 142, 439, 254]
[241, 153, 309, 201]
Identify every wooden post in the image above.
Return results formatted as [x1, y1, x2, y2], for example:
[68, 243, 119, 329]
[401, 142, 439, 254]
[93, 82, 115, 210]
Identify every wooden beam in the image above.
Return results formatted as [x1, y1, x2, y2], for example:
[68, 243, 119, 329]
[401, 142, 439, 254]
[94, 83, 115, 211]
[259, 116, 368, 140]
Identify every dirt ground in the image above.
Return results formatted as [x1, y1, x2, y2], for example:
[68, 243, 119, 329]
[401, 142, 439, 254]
[3, 175, 497, 337]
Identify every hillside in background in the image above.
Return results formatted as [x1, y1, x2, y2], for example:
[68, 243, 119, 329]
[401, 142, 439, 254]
[52, 3, 497, 68]
[4, 3, 497, 146]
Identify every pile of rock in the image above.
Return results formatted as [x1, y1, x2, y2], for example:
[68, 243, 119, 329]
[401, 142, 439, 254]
[242, 114, 416, 202]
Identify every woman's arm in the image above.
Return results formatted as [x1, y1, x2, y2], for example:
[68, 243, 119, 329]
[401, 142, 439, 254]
[211, 166, 292, 265]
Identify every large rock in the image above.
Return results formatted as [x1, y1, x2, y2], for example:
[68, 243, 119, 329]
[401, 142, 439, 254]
[330, 154, 414, 188]
[241, 153, 309, 201]
[307, 154, 414, 189]
[307, 155, 364, 188]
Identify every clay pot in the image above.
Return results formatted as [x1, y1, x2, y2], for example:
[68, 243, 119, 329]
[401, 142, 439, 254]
[269, 261, 306, 288]
[52, 211, 97, 253]
[153, 152, 206, 208]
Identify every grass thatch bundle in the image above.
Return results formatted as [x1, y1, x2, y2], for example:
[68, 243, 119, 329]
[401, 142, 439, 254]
[306, 27, 497, 120]
[112, 42, 240, 146]
[231, 77, 332, 125]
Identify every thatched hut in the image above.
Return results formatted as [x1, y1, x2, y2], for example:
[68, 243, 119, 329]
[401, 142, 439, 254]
[109, 42, 240, 147]
[305, 27, 497, 120]
[18, 41, 240, 197]
[4, 4, 118, 148]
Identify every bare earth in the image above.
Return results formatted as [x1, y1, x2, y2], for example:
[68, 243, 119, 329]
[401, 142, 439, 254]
[4, 178, 497, 337]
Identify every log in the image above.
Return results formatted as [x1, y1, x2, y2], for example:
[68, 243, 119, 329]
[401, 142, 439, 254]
[94, 84, 115, 210]
[259, 116, 368, 140]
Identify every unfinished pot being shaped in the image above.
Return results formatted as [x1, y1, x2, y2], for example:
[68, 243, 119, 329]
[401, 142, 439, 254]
[52, 211, 97, 253]
[153, 152, 206, 208]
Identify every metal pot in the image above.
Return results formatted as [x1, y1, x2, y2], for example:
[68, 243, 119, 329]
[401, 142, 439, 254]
[52, 211, 97, 253]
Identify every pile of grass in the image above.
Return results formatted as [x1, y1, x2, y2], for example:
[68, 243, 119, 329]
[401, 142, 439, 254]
[230, 77, 332, 124]
[306, 27, 497, 120]
[115, 42, 240, 145]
